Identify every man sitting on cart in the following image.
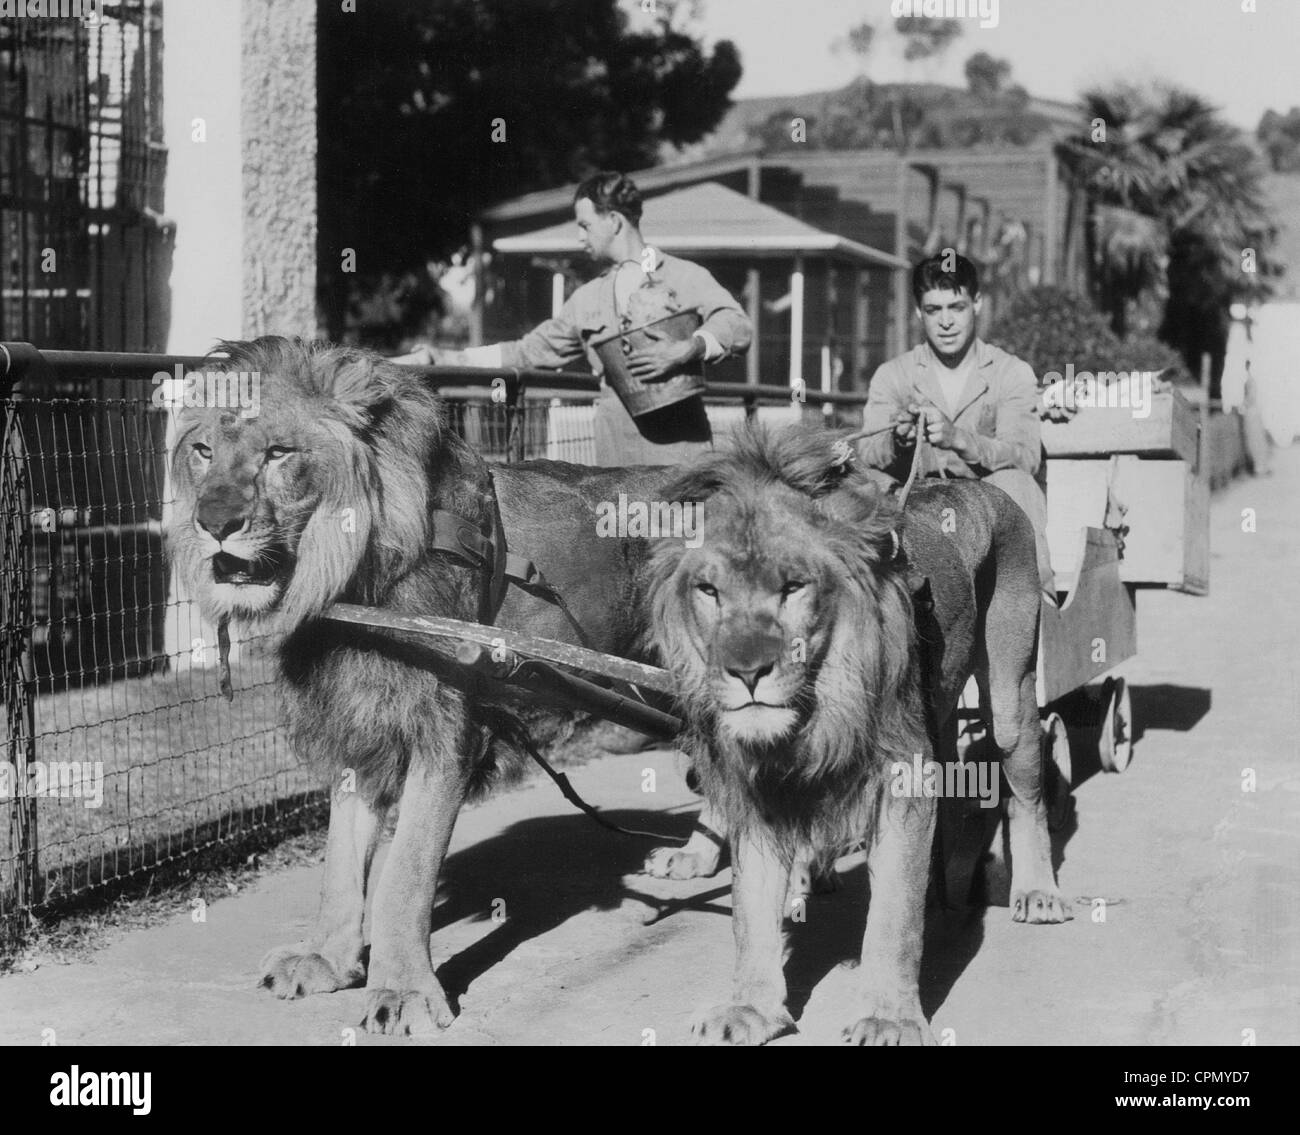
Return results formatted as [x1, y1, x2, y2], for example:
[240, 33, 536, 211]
[855, 251, 1056, 601]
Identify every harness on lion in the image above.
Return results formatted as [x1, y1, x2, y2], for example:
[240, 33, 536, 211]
[426, 468, 690, 846]
[426, 468, 594, 648]
[211, 469, 593, 700]
[210, 455, 685, 844]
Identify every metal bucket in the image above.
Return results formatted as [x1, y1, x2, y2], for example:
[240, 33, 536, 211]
[592, 310, 705, 418]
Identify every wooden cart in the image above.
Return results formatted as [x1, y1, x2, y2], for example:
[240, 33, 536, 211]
[1032, 385, 1208, 820]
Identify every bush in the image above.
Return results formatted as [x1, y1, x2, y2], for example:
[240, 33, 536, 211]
[1114, 332, 1192, 383]
[987, 285, 1187, 383]
[986, 286, 1121, 382]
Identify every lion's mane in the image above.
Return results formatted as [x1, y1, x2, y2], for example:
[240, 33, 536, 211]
[645, 425, 927, 857]
[168, 337, 500, 804]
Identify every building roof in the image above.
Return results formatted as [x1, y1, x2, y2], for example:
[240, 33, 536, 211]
[491, 181, 908, 269]
[480, 151, 762, 223]
[478, 145, 1055, 229]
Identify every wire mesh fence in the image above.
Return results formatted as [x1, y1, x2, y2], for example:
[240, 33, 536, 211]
[0, 349, 862, 949]
[0, 354, 612, 947]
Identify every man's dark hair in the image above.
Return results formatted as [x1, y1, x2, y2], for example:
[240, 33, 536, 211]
[573, 171, 643, 226]
[911, 252, 980, 306]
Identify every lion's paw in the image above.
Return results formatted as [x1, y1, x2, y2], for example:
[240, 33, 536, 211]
[842, 1014, 935, 1046]
[691, 1003, 794, 1046]
[258, 945, 364, 999]
[643, 844, 722, 880]
[361, 988, 456, 1036]
[843, 989, 934, 1046]
[1011, 888, 1073, 924]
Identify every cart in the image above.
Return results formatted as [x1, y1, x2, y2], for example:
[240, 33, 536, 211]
[1029, 385, 1208, 823]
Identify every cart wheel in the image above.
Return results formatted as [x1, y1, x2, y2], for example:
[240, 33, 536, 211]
[1042, 711, 1072, 831]
[1098, 676, 1133, 773]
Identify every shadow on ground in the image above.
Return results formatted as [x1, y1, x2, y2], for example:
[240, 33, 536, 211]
[424, 798, 1032, 1029]
[780, 859, 995, 1024]
[1056, 683, 1211, 792]
[429, 807, 714, 1006]
[1128, 683, 1212, 737]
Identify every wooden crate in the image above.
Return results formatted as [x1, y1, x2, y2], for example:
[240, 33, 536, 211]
[1046, 456, 1209, 595]
[1041, 387, 1198, 463]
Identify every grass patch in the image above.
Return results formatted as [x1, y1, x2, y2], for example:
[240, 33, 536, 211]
[2, 653, 319, 929]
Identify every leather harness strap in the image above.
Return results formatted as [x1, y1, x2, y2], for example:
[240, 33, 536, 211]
[426, 471, 594, 647]
[427, 508, 500, 626]
[427, 484, 684, 847]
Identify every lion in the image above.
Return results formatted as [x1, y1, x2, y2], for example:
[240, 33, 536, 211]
[643, 424, 1069, 1046]
[168, 336, 670, 1035]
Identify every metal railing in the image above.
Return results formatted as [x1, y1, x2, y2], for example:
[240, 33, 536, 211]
[0, 342, 863, 946]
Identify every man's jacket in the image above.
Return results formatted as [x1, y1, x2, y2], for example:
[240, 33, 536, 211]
[855, 338, 1043, 482]
[496, 250, 751, 374]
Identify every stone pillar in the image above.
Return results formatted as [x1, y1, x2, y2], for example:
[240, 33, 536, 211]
[241, 0, 317, 338]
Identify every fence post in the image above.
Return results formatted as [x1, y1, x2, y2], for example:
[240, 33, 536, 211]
[1199, 351, 1211, 479]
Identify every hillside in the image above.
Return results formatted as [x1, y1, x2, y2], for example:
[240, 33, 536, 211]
[672, 79, 1082, 161]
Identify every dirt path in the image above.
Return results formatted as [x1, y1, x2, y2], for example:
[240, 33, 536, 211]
[2, 449, 1296, 1046]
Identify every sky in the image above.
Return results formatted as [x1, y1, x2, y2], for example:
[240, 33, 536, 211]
[625, 0, 1300, 131]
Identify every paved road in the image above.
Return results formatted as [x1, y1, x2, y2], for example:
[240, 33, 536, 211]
[2, 448, 1297, 1046]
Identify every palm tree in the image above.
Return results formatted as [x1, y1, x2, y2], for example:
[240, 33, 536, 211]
[1061, 85, 1276, 356]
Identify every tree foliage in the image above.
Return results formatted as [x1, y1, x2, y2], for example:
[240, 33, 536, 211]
[1257, 107, 1300, 172]
[755, 16, 1046, 154]
[964, 51, 1010, 99]
[987, 285, 1189, 383]
[894, 16, 963, 62]
[316, 0, 741, 339]
[1060, 84, 1277, 385]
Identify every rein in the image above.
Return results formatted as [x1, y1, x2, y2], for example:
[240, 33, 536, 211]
[896, 407, 929, 513]
[838, 410, 930, 551]
[484, 708, 688, 845]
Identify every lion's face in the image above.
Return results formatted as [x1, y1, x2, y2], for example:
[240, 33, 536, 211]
[672, 528, 835, 744]
[168, 339, 441, 633]
[647, 426, 917, 766]
[174, 402, 340, 619]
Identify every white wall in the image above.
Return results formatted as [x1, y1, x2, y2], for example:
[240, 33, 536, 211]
[162, 0, 243, 354]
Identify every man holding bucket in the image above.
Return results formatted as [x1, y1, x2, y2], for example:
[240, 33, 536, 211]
[395, 171, 752, 465]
